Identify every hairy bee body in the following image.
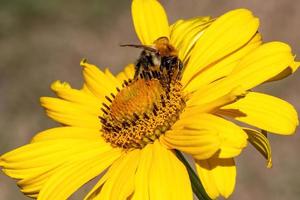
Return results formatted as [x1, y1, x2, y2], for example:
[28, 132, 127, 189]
[134, 37, 183, 84]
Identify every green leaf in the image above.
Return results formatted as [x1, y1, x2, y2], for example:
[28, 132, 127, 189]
[244, 128, 272, 168]
[175, 150, 212, 200]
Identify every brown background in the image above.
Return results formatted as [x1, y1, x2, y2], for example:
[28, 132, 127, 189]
[0, 0, 299, 199]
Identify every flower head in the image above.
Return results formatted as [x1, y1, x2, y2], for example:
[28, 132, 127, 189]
[1, 0, 299, 199]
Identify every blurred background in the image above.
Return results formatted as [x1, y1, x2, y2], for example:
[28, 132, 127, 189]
[0, 0, 299, 199]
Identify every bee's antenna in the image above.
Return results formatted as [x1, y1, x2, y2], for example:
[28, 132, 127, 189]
[120, 44, 157, 53]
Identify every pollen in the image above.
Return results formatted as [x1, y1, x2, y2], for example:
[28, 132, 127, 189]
[110, 79, 163, 122]
[101, 78, 185, 149]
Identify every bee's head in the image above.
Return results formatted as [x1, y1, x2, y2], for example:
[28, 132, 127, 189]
[153, 37, 178, 57]
[121, 37, 177, 56]
[120, 37, 182, 81]
[120, 43, 161, 68]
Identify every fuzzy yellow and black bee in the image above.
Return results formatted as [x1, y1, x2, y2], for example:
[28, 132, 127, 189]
[121, 37, 183, 86]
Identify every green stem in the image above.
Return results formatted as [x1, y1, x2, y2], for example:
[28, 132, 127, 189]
[175, 150, 212, 200]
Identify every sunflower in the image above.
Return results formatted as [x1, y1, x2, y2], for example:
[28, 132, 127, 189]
[1, 0, 299, 199]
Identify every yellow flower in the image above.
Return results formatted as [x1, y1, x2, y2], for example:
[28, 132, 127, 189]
[1, 0, 299, 199]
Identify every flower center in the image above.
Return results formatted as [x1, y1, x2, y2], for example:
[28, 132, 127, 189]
[101, 37, 185, 149]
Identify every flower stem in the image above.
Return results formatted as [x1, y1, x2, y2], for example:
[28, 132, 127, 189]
[175, 150, 212, 200]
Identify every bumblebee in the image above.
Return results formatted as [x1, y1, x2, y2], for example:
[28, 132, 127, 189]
[121, 37, 183, 85]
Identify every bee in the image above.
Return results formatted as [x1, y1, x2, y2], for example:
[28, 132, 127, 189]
[121, 37, 183, 85]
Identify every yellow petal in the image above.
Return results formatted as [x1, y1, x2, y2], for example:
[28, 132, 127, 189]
[116, 64, 135, 82]
[170, 16, 213, 62]
[0, 138, 117, 197]
[243, 128, 272, 168]
[267, 60, 300, 82]
[182, 9, 259, 85]
[218, 92, 298, 135]
[229, 42, 295, 89]
[18, 167, 53, 197]
[188, 42, 295, 105]
[37, 149, 121, 200]
[184, 33, 262, 93]
[40, 97, 101, 128]
[196, 156, 236, 199]
[172, 113, 248, 158]
[31, 127, 102, 143]
[161, 129, 220, 160]
[148, 141, 193, 200]
[46, 111, 101, 128]
[81, 84, 96, 95]
[132, 0, 169, 44]
[186, 86, 247, 113]
[96, 150, 140, 200]
[1, 139, 110, 171]
[80, 59, 119, 98]
[40, 97, 101, 116]
[290, 60, 300, 72]
[84, 154, 124, 200]
[51, 80, 102, 109]
[104, 68, 123, 87]
[84, 172, 109, 200]
[132, 144, 153, 200]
